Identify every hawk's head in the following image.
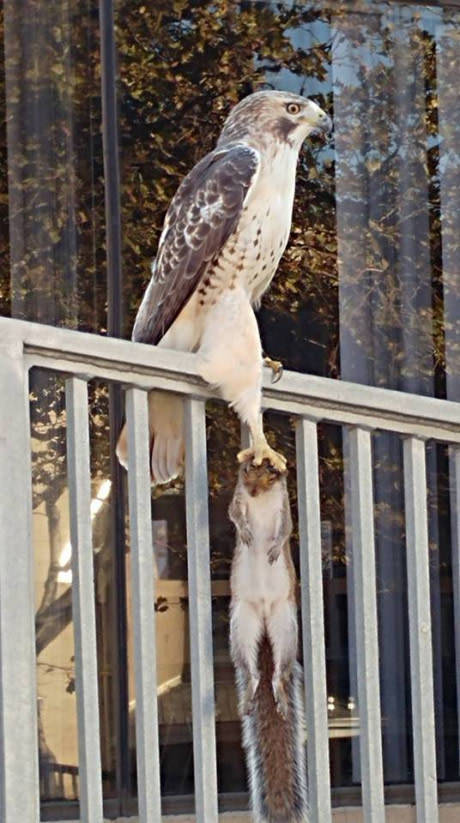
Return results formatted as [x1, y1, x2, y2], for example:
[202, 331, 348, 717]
[218, 90, 332, 150]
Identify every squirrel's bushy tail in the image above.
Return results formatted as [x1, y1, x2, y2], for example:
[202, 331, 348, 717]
[237, 635, 308, 823]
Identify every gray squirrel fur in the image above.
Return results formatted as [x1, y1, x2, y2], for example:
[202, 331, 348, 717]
[229, 459, 309, 823]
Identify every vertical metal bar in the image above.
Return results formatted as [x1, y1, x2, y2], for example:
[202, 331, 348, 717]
[450, 446, 460, 768]
[99, 0, 128, 802]
[348, 427, 385, 822]
[108, 384, 130, 814]
[66, 377, 103, 823]
[184, 397, 218, 823]
[0, 342, 39, 823]
[125, 388, 161, 822]
[240, 421, 251, 451]
[343, 430, 361, 785]
[295, 417, 332, 823]
[403, 436, 439, 822]
[438, 30, 460, 759]
[99, 0, 123, 339]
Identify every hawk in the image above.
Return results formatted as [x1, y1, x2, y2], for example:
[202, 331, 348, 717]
[117, 90, 331, 483]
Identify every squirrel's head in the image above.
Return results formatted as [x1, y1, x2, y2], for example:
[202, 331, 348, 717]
[240, 458, 285, 497]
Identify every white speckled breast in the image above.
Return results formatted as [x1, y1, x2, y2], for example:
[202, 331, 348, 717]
[197, 141, 299, 311]
[238, 142, 298, 302]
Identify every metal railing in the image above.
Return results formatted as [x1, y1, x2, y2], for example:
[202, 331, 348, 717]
[0, 315, 459, 823]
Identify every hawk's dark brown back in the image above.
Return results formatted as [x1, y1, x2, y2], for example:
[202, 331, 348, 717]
[132, 144, 260, 345]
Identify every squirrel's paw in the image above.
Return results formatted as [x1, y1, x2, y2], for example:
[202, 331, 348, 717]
[241, 677, 259, 716]
[274, 694, 289, 719]
[267, 541, 281, 564]
[239, 524, 252, 545]
[273, 678, 290, 719]
[237, 442, 287, 474]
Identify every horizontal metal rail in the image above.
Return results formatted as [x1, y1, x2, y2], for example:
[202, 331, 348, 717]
[0, 317, 457, 442]
[0, 315, 459, 823]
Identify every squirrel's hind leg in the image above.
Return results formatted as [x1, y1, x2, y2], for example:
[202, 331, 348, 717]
[272, 666, 292, 719]
[240, 672, 260, 716]
[230, 601, 262, 716]
[266, 602, 298, 717]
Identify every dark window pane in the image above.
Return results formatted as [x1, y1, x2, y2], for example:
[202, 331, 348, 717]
[0, 0, 118, 810]
[115, 0, 460, 806]
[0, 0, 458, 814]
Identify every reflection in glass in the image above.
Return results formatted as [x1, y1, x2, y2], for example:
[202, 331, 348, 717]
[0, 0, 458, 813]
[1, 0, 115, 806]
[332, 2, 459, 785]
[31, 373, 117, 802]
[116, 0, 460, 803]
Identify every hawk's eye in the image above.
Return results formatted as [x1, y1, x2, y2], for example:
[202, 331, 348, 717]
[286, 102, 301, 115]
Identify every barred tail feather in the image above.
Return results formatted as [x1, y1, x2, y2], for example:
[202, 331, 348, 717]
[236, 635, 308, 823]
[115, 390, 184, 484]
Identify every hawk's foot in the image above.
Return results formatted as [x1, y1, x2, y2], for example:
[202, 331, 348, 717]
[237, 441, 287, 474]
[263, 355, 284, 384]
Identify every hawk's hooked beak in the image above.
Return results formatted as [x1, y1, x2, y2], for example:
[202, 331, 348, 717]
[310, 111, 332, 138]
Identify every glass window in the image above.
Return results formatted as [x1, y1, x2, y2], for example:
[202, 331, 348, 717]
[0, 0, 458, 816]
[0, 0, 119, 811]
[116, 0, 460, 806]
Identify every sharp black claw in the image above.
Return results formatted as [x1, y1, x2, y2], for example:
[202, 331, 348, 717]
[264, 356, 284, 384]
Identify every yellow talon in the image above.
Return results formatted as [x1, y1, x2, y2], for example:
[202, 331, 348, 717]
[263, 356, 284, 384]
[237, 443, 287, 474]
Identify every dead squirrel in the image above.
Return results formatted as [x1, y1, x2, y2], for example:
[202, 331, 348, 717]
[229, 459, 308, 823]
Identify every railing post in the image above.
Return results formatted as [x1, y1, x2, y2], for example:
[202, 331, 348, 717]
[184, 397, 218, 823]
[403, 436, 439, 822]
[125, 387, 162, 822]
[348, 427, 385, 822]
[66, 377, 104, 823]
[296, 417, 332, 823]
[0, 340, 39, 823]
[450, 446, 460, 770]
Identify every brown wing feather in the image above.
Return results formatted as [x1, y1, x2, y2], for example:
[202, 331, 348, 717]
[132, 144, 260, 345]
